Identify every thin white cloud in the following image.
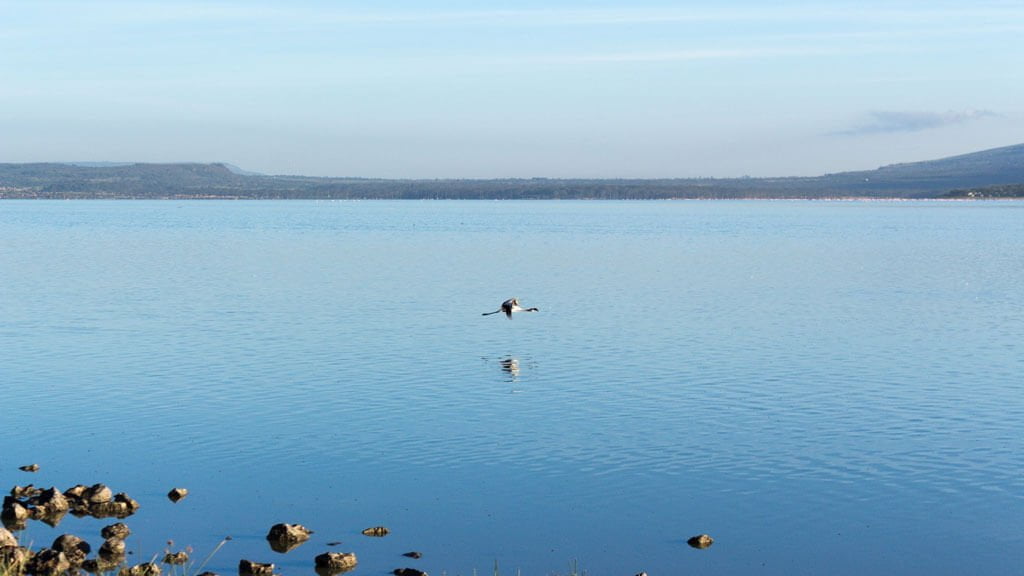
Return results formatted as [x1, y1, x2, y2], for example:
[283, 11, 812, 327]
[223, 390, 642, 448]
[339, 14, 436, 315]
[10, 1, 1024, 28]
[556, 46, 834, 64]
[836, 109, 999, 135]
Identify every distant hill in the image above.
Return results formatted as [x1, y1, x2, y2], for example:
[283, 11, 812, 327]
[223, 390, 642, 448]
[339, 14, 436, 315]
[2, 144, 1023, 199]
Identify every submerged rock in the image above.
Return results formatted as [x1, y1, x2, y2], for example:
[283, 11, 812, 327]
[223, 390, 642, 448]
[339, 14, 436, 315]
[51, 534, 91, 565]
[18, 465, 40, 473]
[687, 534, 714, 549]
[167, 488, 188, 503]
[402, 551, 423, 559]
[361, 526, 390, 537]
[314, 552, 358, 575]
[238, 559, 275, 576]
[393, 568, 428, 576]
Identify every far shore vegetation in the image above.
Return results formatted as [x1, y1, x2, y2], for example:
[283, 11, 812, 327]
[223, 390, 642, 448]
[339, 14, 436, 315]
[2, 143, 1024, 200]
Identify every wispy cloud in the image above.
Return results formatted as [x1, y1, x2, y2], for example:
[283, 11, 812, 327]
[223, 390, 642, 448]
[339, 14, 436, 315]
[12, 1, 1024, 28]
[835, 109, 998, 135]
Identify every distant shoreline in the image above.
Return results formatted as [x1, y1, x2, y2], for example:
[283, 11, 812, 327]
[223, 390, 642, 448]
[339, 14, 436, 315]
[3, 142, 1024, 199]
[2, 195, 1022, 201]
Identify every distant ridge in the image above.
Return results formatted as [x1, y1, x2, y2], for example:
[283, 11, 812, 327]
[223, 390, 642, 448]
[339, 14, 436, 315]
[2, 144, 1023, 199]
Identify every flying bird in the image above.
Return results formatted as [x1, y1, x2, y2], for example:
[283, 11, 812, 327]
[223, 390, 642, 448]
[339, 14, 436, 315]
[482, 298, 539, 319]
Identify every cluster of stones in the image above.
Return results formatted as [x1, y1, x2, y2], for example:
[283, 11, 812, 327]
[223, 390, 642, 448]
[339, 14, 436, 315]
[252, 523, 424, 576]
[2, 484, 139, 530]
[258, 523, 361, 576]
[0, 521, 135, 576]
[1, 476, 483, 576]
[1, 482, 146, 576]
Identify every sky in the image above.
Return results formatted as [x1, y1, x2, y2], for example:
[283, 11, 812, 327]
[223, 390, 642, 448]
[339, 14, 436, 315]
[1, 0, 1022, 178]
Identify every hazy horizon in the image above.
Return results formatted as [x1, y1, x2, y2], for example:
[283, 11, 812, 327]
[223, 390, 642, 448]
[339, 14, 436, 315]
[3, 1, 1022, 179]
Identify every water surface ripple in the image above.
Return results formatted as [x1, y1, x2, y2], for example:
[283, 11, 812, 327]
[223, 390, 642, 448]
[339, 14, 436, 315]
[2, 200, 1022, 575]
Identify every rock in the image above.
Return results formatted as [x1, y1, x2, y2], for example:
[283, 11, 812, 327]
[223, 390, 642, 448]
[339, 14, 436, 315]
[163, 551, 189, 565]
[314, 552, 358, 574]
[403, 551, 423, 559]
[167, 488, 188, 503]
[102, 522, 132, 540]
[100, 537, 127, 558]
[687, 534, 714, 549]
[0, 527, 17, 547]
[114, 493, 141, 513]
[238, 559, 275, 576]
[84, 484, 114, 504]
[89, 501, 133, 519]
[393, 569, 428, 576]
[64, 485, 89, 500]
[18, 464, 40, 473]
[90, 494, 139, 519]
[25, 548, 70, 576]
[33, 487, 70, 515]
[361, 526, 390, 537]
[51, 534, 91, 565]
[267, 523, 312, 551]
[120, 562, 162, 576]
[2, 497, 31, 522]
[10, 485, 40, 499]
[267, 523, 313, 542]
[195, 572, 219, 576]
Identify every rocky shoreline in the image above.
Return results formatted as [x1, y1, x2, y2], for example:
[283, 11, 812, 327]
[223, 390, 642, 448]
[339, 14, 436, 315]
[0, 477, 424, 576]
[3, 467, 711, 576]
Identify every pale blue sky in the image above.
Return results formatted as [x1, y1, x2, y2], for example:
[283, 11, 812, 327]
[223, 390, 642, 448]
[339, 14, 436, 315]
[2, 1, 1022, 178]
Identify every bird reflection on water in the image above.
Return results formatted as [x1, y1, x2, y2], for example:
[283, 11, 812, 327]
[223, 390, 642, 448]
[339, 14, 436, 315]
[500, 356, 520, 379]
[482, 355, 534, 386]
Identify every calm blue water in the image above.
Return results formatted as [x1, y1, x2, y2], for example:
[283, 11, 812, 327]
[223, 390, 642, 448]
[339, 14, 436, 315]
[1, 200, 1022, 576]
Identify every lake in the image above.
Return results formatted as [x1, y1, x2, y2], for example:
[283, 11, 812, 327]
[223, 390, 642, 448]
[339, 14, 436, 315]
[1, 200, 1022, 576]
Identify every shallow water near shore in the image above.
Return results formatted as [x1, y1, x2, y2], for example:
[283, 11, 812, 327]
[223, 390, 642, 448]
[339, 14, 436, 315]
[2, 200, 1023, 575]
